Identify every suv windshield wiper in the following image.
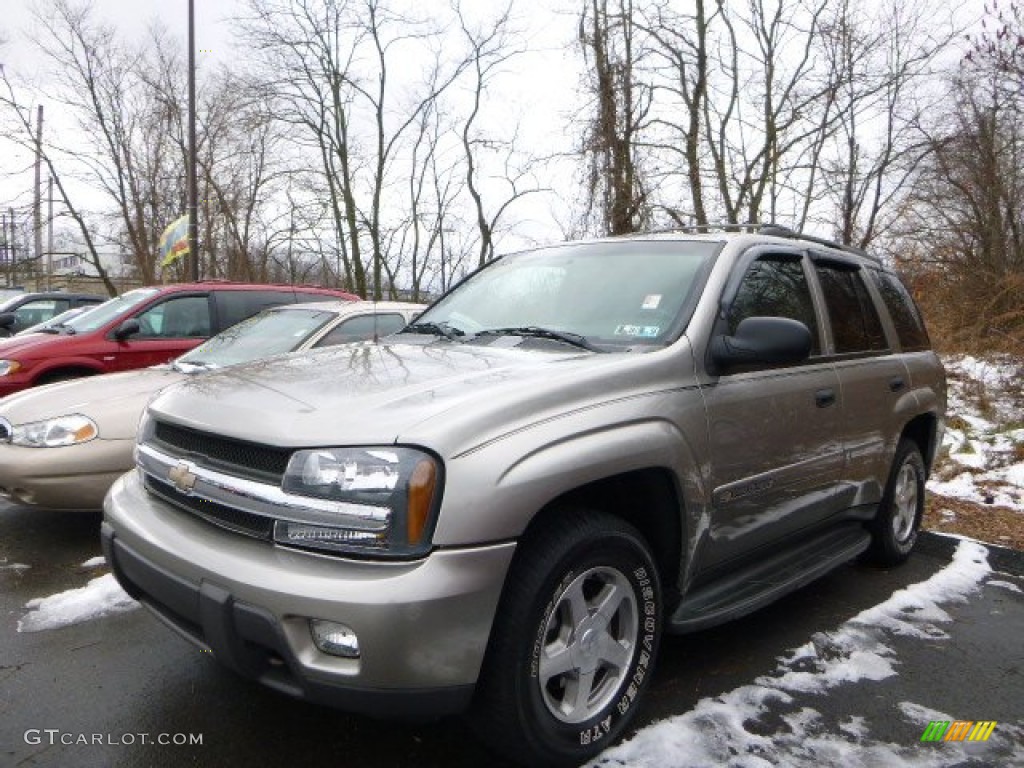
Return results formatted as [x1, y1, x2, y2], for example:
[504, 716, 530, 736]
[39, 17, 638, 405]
[475, 326, 600, 352]
[399, 321, 466, 341]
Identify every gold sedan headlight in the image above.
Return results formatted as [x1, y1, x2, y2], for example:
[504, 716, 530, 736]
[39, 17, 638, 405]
[10, 414, 99, 448]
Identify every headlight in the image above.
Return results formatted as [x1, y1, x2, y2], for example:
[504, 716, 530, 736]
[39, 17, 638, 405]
[10, 414, 99, 448]
[277, 446, 440, 557]
[0, 360, 22, 376]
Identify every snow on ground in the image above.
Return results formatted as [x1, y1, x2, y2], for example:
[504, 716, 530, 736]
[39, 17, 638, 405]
[80, 555, 107, 568]
[593, 540, 1024, 767]
[17, 573, 138, 633]
[928, 355, 1024, 512]
[0, 557, 30, 572]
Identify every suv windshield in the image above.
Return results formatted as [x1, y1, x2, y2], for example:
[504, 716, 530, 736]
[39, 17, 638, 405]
[65, 288, 159, 334]
[175, 307, 337, 369]
[415, 240, 719, 348]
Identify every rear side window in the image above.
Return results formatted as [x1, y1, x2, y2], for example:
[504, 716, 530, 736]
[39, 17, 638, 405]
[12, 299, 70, 330]
[314, 313, 407, 347]
[135, 295, 212, 338]
[871, 270, 931, 351]
[814, 264, 887, 354]
[214, 290, 295, 330]
[728, 256, 821, 356]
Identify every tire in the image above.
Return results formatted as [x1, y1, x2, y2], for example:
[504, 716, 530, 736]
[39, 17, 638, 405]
[470, 509, 662, 767]
[866, 439, 926, 565]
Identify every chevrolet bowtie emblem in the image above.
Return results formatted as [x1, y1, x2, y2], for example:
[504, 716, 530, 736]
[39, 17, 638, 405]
[168, 461, 198, 495]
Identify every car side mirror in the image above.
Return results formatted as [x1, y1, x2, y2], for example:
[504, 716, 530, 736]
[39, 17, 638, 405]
[0, 312, 15, 330]
[113, 318, 141, 340]
[710, 316, 812, 369]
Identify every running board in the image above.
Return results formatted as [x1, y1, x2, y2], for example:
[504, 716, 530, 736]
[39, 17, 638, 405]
[668, 525, 871, 634]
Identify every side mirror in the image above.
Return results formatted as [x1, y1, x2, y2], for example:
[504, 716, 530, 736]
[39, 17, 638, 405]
[710, 316, 812, 369]
[0, 312, 15, 330]
[113, 318, 141, 340]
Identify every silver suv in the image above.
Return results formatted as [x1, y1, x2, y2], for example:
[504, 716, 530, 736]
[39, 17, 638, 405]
[102, 227, 945, 766]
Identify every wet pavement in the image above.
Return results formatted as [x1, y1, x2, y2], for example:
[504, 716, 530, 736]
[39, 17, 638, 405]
[1, 500, 1022, 767]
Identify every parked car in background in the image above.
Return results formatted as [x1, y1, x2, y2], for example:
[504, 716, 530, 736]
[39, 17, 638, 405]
[0, 282, 359, 398]
[0, 300, 422, 510]
[103, 226, 944, 766]
[0, 291, 106, 337]
[15, 305, 97, 336]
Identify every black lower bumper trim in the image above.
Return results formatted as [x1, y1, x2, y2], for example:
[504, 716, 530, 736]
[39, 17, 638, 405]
[101, 522, 474, 719]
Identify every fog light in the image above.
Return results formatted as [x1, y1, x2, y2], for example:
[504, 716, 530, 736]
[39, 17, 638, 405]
[310, 619, 360, 658]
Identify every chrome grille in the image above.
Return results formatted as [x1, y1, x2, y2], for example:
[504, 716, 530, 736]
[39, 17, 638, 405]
[145, 474, 274, 540]
[152, 420, 292, 482]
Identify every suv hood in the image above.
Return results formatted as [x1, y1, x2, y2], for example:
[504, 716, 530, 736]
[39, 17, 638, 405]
[148, 340, 673, 454]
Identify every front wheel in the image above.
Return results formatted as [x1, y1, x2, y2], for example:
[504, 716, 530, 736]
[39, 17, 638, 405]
[866, 439, 926, 565]
[470, 509, 662, 767]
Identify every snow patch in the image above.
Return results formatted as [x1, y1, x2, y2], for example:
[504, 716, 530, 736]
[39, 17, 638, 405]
[929, 356, 1024, 513]
[986, 579, 1023, 594]
[17, 573, 138, 632]
[593, 541, 1004, 767]
[80, 556, 107, 569]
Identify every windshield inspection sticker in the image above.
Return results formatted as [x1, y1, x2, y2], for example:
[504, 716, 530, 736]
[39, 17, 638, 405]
[614, 324, 661, 338]
[642, 294, 662, 309]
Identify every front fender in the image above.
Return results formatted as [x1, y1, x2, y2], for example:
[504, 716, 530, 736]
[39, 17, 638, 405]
[431, 393, 709, 551]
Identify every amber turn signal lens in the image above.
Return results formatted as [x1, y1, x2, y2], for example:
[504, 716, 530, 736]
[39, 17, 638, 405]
[407, 459, 437, 544]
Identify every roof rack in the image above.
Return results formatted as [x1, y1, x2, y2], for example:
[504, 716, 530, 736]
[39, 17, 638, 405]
[756, 224, 880, 263]
[642, 222, 769, 235]
[626, 222, 881, 264]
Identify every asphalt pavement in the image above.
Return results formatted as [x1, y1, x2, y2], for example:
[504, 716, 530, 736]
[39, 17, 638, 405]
[1, 499, 1022, 768]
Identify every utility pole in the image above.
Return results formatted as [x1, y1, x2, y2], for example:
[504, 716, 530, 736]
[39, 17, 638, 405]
[8, 207, 18, 287]
[0, 210, 6, 286]
[33, 105, 44, 282]
[187, 0, 199, 282]
[47, 176, 54, 290]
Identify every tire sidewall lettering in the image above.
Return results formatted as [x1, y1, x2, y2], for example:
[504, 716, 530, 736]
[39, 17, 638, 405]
[525, 550, 659, 748]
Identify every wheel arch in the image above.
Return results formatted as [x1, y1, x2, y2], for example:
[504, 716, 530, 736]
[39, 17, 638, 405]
[900, 412, 939, 475]
[33, 364, 102, 385]
[520, 467, 685, 610]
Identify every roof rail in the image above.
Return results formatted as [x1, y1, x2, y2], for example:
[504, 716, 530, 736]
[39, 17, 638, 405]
[757, 224, 880, 263]
[640, 222, 770, 235]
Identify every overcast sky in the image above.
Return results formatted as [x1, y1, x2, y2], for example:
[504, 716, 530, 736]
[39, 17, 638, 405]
[0, 0, 583, 249]
[3, 0, 243, 67]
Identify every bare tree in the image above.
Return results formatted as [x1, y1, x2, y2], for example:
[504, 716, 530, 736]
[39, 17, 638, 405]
[578, 0, 650, 235]
[0, 64, 118, 294]
[897, 65, 1024, 346]
[810, 0, 958, 248]
[28, 1, 189, 282]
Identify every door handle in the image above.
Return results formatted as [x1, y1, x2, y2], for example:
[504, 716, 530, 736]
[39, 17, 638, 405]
[889, 376, 906, 392]
[814, 388, 836, 408]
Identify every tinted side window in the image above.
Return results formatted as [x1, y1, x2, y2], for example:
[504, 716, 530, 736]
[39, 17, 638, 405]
[314, 313, 407, 347]
[13, 299, 70, 330]
[814, 264, 887, 354]
[135, 295, 212, 338]
[871, 270, 930, 351]
[729, 256, 820, 356]
[295, 291, 339, 303]
[215, 290, 295, 330]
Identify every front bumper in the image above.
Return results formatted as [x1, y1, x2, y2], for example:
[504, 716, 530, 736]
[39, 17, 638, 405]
[102, 470, 517, 718]
[0, 438, 134, 509]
